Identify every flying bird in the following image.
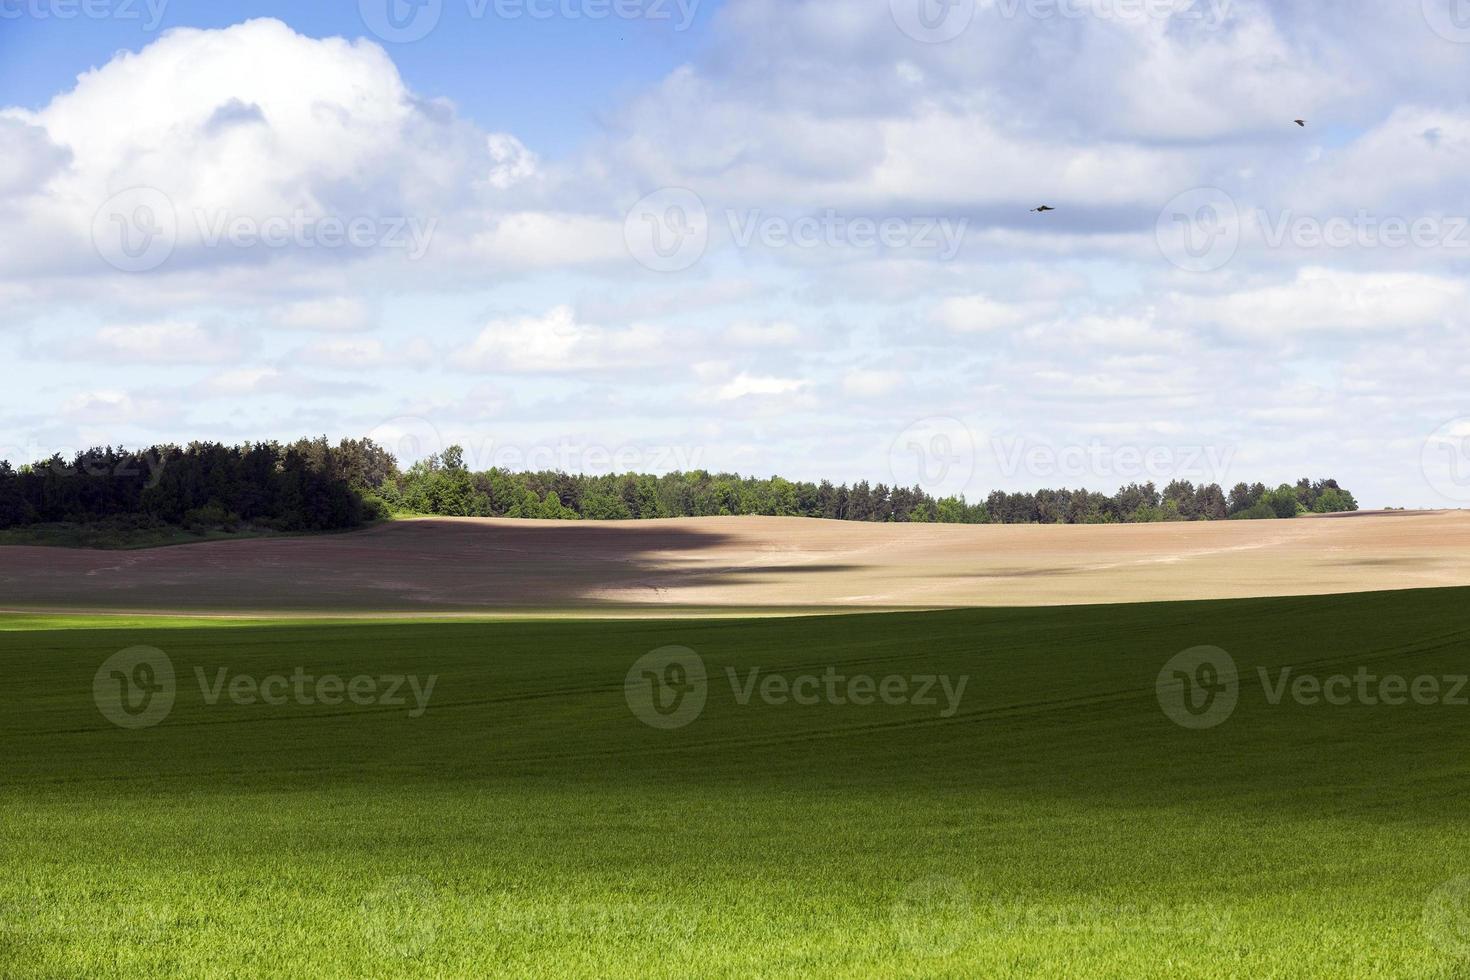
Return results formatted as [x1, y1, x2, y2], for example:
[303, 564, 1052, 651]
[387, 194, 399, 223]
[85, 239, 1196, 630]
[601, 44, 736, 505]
[1294, 119, 1306, 127]
[1030, 205, 1055, 213]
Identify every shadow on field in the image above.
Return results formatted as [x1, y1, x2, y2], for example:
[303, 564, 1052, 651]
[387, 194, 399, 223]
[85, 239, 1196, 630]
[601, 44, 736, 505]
[0, 519, 859, 614]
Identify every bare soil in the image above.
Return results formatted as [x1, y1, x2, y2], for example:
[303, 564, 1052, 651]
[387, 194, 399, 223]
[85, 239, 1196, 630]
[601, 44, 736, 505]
[2, 511, 1468, 617]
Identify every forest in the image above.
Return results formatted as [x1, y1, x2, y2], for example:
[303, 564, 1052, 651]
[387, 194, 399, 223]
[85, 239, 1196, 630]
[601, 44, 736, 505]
[0, 437, 1359, 535]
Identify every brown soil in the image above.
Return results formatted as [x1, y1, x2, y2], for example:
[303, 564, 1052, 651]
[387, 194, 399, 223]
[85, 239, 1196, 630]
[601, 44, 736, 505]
[2, 511, 1468, 617]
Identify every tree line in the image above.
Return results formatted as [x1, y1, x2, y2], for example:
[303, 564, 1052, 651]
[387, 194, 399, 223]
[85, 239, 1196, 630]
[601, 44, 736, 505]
[378, 449, 1358, 524]
[0, 436, 1358, 533]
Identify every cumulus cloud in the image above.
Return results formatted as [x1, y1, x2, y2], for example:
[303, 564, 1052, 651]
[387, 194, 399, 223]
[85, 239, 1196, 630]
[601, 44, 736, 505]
[716, 373, 808, 400]
[932, 295, 1053, 333]
[267, 297, 377, 333]
[54, 321, 253, 365]
[458, 306, 670, 373]
[4, 4, 1468, 506]
[1171, 268, 1469, 335]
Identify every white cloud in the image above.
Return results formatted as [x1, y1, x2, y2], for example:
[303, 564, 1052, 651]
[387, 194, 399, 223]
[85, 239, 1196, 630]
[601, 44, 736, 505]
[296, 337, 436, 369]
[716, 373, 808, 400]
[933, 295, 1051, 333]
[459, 306, 669, 373]
[841, 369, 905, 397]
[724, 320, 802, 347]
[267, 297, 376, 333]
[1172, 268, 1468, 335]
[71, 321, 251, 364]
[61, 390, 172, 424]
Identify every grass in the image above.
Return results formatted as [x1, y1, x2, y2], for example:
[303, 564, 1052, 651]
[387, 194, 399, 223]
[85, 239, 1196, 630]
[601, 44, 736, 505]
[0, 522, 283, 550]
[3, 589, 1470, 977]
[0, 519, 392, 551]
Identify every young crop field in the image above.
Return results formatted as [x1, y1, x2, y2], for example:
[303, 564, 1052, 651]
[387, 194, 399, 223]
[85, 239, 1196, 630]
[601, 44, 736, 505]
[4, 588, 1470, 977]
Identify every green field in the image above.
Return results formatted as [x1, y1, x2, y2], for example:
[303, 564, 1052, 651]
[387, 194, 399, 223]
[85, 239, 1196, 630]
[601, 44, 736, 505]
[4, 589, 1470, 977]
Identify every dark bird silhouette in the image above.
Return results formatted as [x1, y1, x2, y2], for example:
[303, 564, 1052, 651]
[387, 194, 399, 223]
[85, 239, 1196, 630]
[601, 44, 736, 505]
[1030, 205, 1055, 213]
[1294, 119, 1306, 127]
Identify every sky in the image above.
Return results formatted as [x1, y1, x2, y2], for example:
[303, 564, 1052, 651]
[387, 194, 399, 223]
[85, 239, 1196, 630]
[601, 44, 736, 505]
[3, 0, 1470, 508]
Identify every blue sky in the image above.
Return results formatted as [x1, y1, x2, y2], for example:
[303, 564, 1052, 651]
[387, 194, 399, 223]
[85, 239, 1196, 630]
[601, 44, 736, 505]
[3, 0, 1470, 507]
[0, 0, 716, 153]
